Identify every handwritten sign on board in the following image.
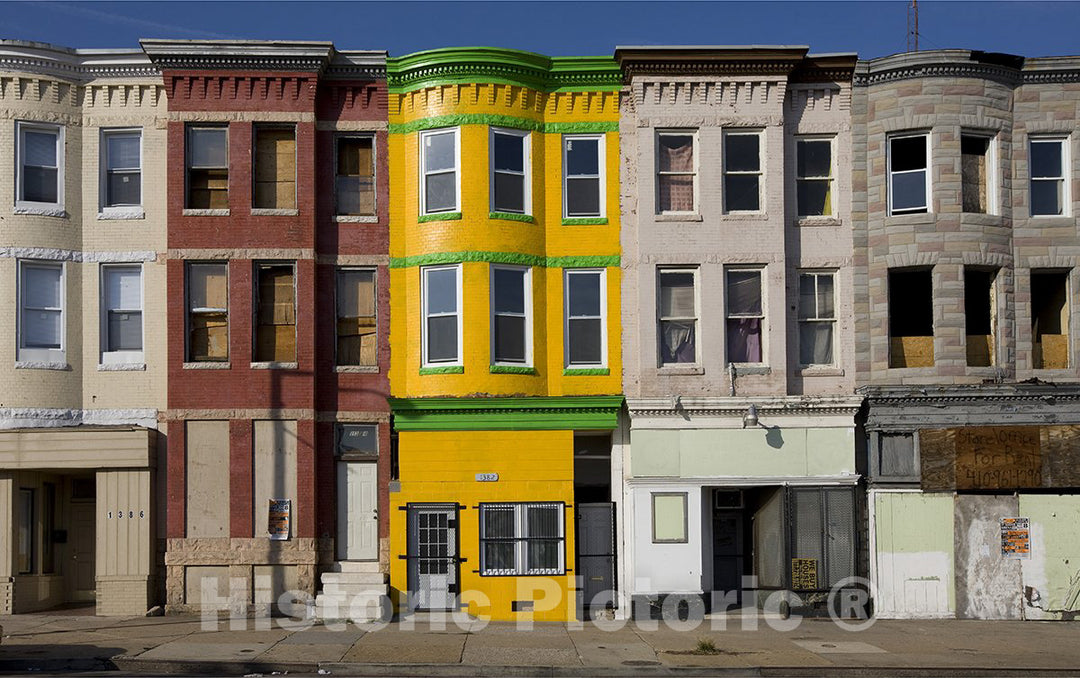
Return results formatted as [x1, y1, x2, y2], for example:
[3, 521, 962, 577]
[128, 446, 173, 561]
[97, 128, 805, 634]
[955, 427, 1042, 490]
[268, 499, 291, 541]
[1000, 516, 1031, 559]
[791, 558, 818, 590]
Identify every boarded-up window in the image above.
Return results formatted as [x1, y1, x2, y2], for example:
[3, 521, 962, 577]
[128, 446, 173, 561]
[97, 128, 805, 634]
[254, 420, 297, 538]
[254, 127, 296, 209]
[254, 264, 296, 363]
[187, 126, 228, 209]
[336, 136, 374, 216]
[185, 421, 230, 538]
[961, 135, 990, 214]
[889, 268, 934, 368]
[336, 268, 376, 366]
[187, 263, 228, 362]
[965, 268, 995, 367]
[1032, 270, 1070, 369]
[876, 433, 917, 478]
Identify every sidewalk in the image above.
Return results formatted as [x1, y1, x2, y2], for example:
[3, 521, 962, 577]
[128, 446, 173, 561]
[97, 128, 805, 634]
[1, 611, 1079, 676]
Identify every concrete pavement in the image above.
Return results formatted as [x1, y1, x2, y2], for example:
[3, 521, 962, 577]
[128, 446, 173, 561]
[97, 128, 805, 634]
[1, 611, 1079, 676]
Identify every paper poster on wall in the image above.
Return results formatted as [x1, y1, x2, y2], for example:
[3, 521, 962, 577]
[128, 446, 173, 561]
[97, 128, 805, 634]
[268, 499, 291, 541]
[1000, 516, 1030, 559]
[791, 558, 818, 590]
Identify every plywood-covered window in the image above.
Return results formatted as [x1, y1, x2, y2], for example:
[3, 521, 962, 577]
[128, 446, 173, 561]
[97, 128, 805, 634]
[254, 263, 296, 363]
[1032, 269, 1070, 369]
[965, 268, 996, 367]
[253, 126, 296, 209]
[336, 136, 375, 216]
[889, 268, 934, 368]
[336, 268, 376, 367]
[187, 263, 228, 362]
[186, 126, 228, 209]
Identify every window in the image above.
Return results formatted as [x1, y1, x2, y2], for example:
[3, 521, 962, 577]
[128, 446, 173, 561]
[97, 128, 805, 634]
[17, 489, 34, 575]
[101, 264, 143, 364]
[336, 135, 375, 216]
[725, 268, 763, 364]
[965, 268, 996, 367]
[651, 493, 687, 544]
[490, 128, 529, 214]
[1032, 270, 1070, 369]
[336, 423, 378, 457]
[798, 271, 836, 366]
[724, 131, 762, 212]
[889, 269, 934, 368]
[186, 126, 228, 209]
[656, 131, 695, 213]
[101, 129, 141, 211]
[480, 503, 565, 576]
[796, 137, 833, 216]
[1030, 137, 1067, 217]
[961, 134, 991, 214]
[420, 128, 459, 214]
[18, 261, 64, 363]
[491, 266, 531, 365]
[889, 134, 929, 215]
[565, 269, 605, 367]
[658, 268, 697, 365]
[563, 134, 603, 218]
[253, 263, 296, 363]
[422, 265, 461, 365]
[253, 126, 296, 209]
[187, 262, 228, 362]
[16, 122, 63, 209]
[336, 268, 376, 367]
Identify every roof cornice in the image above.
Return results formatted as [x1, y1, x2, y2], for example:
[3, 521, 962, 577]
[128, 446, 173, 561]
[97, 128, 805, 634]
[0, 40, 157, 80]
[388, 395, 624, 431]
[615, 45, 811, 82]
[140, 39, 337, 73]
[625, 395, 863, 419]
[859, 383, 1080, 405]
[853, 49, 1080, 87]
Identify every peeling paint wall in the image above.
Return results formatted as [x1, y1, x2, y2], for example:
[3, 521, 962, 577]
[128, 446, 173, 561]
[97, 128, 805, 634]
[954, 494, 1023, 619]
[873, 491, 954, 618]
[1019, 494, 1080, 621]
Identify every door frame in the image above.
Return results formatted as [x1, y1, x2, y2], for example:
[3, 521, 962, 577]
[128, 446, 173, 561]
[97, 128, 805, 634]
[405, 502, 459, 612]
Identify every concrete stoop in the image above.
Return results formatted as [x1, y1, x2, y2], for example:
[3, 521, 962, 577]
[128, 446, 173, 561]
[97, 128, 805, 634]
[314, 560, 389, 622]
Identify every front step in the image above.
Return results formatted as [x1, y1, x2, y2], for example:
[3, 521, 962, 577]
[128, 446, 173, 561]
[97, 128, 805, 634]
[315, 561, 388, 622]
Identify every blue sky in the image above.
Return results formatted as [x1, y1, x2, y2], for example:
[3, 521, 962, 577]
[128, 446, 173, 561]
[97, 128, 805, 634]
[2, 1, 1078, 60]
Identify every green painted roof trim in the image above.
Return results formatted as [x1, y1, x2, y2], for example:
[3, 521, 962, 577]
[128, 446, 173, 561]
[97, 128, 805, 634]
[390, 115, 618, 136]
[562, 217, 609, 226]
[563, 368, 611, 376]
[489, 211, 535, 224]
[490, 365, 538, 375]
[419, 365, 464, 375]
[389, 395, 624, 431]
[387, 48, 621, 94]
[390, 251, 620, 269]
[417, 212, 462, 223]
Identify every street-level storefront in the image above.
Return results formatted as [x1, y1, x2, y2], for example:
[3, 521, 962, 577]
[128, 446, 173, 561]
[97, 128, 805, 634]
[389, 396, 623, 622]
[624, 396, 864, 618]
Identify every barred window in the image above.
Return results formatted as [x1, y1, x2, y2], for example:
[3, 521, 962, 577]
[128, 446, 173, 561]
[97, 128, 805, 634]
[479, 502, 564, 576]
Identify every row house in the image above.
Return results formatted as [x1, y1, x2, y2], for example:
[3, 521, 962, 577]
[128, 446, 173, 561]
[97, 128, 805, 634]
[0, 41, 166, 615]
[855, 49, 1080, 621]
[615, 46, 864, 617]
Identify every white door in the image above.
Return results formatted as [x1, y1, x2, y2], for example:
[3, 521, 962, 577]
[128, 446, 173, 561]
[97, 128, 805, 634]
[337, 462, 378, 560]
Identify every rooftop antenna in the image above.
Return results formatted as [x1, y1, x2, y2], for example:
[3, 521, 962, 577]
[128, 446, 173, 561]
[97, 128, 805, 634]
[907, 0, 919, 52]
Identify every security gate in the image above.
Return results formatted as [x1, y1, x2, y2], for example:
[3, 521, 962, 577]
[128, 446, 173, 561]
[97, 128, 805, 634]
[406, 504, 457, 611]
[576, 502, 616, 609]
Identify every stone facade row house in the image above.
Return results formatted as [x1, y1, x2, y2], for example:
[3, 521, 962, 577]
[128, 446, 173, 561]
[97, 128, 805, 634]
[1, 39, 1078, 623]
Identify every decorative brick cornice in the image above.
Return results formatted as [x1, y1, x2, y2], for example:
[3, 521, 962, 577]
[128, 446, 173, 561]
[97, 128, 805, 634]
[615, 45, 812, 83]
[141, 39, 336, 73]
[0, 41, 157, 80]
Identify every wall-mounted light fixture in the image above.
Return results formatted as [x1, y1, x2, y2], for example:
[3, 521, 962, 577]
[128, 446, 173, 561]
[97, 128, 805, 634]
[742, 404, 759, 428]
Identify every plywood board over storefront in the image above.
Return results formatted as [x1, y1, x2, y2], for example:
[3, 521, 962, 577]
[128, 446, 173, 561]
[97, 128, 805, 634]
[920, 425, 1080, 491]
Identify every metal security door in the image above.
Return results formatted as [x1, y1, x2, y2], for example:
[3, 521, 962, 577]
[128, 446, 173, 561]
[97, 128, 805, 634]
[576, 502, 616, 609]
[407, 504, 457, 611]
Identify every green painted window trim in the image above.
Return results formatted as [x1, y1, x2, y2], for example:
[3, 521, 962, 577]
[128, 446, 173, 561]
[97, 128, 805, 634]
[390, 114, 618, 136]
[563, 368, 611, 376]
[389, 395, 624, 431]
[561, 217, 609, 226]
[390, 251, 620, 269]
[489, 365, 538, 375]
[419, 365, 465, 375]
[418, 212, 462, 223]
[489, 211, 535, 224]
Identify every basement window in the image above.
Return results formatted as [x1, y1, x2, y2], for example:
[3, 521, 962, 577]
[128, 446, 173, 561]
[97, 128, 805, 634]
[888, 134, 929, 215]
[889, 269, 934, 368]
[1032, 270, 1070, 369]
[186, 126, 228, 209]
[965, 268, 996, 367]
[961, 134, 991, 214]
[254, 263, 296, 363]
[253, 126, 296, 210]
[187, 263, 228, 362]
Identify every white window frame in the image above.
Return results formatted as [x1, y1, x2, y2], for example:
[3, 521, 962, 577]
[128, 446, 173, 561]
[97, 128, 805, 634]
[334, 134, 376, 217]
[99, 128, 143, 217]
[17, 260, 65, 364]
[960, 131, 997, 216]
[725, 266, 766, 366]
[489, 127, 531, 215]
[1030, 135, 1070, 217]
[419, 127, 460, 215]
[562, 133, 605, 219]
[15, 121, 64, 214]
[490, 265, 532, 367]
[421, 264, 462, 367]
[797, 269, 837, 368]
[657, 267, 699, 366]
[887, 132, 931, 215]
[655, 130, 698, 215]
[564, 268, 607, 369]
[479, 502, 565, 576]
[723, 129, 764, 214]
[795, 135, 835, 217]
[100, 263, 145, 366]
